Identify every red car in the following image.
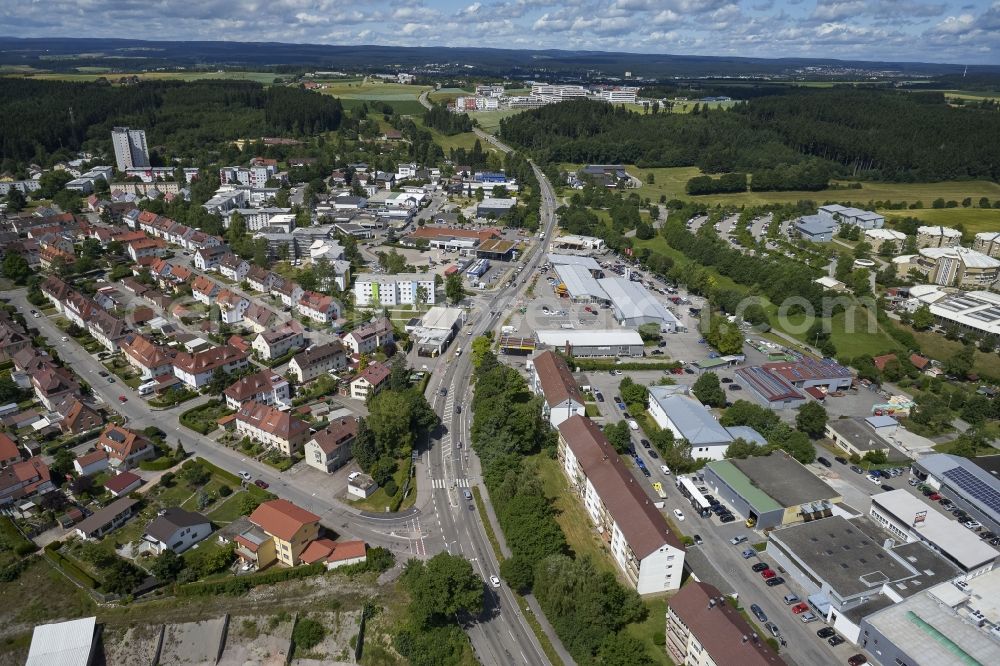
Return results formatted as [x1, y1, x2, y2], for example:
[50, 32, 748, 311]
[791, 603, 810, 614]
[254, 479, 269, 490]
[118, 395, 128, 403]
[761, 569, 777, 580]
[929, 493, 942, 501]
[848, 655, 868, 666]
[671, 368, 685, 375]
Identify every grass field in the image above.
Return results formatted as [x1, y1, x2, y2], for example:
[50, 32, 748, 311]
[410, 116, 490, 153]
[316, 78, 431, 101]
[909, 328, 1000, 378]
[337, 97, 427, 115]
[14, 71, 282, 84]
[473, 109, 526, 133]
[562, 163, 1000, 210]
[428, 87, 472, 104]
[883, 208, 1000, 236]
[779, 308, 903, 359]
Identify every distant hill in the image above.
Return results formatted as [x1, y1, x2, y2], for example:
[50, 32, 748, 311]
[2, 37, 998, 79]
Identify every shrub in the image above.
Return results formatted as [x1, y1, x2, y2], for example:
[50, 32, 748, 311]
[383, 478, 398, 497]
[218, 484, 232, 497]
[293, 617, 326, 650]
[139, 457, 176, 471]
[175, 563, 325, 597]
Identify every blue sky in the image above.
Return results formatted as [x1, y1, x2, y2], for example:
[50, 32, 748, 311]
[3, 1, 999, 64]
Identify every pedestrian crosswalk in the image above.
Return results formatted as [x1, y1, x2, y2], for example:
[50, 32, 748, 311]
[431, 478, 470, 489]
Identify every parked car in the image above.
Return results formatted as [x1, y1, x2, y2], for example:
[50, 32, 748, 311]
[761, 569, 776, 580]
[660, 464, 671, 475]
[627, 419, 639, 431]
[98, 370, 109, 377]
[928, 493, 942, 501]
[673, 509, 685, 521]
[641, 439, 652, 449]
[829, 636, 846, 647]
[799, 612, 817, 623]
[791, 603, 810, 614]
[107, 377, 116, 383]
[817, 457, 832, 468]
[835, 456, 848, 465]
[850, 465, 864, 474]
[752, 562, 770, 572]
[728, 384, 742, 391]
[118, 395, 127, 403]
[817, 627, 836, 639]
[238, 471, 252, 481]
[848, 655, 868, 666]
[867, 474, 881, 484]
[648, 449, 659, 459]
[881, 484, 894, 492]
[730, 535, 748, 545]
[765, 577, 785, 587]
[765, 622, 781, 638]
[721, 377, 733, 383]
[254, 479, 269, 489]
[750, 604, 767, 623]
[720, 514, 736, 523]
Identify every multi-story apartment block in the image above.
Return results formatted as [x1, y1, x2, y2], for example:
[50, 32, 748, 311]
[111, 127, 149, 171]
[916, 225, 963, 249]
[234, 401, 310, 456]
[219, 165, 276, 188]
[353, 273, 436, 306]
[288, 342, 348, 383]
[172, 345, 250, 389]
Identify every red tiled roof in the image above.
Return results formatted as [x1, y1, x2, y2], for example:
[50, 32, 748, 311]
[873, 353, 898, 372]
[0, 433, 19, 462]
[558, 416, 683, 558]
[173, 345, 248, 374]
[98, 424, 152, 461]
[249, 499, 320, 542]
[355, 362, 390, 387]
[235, 401, 309, 441]
[104, 471, 142, 495]
[910, 354, 930, 370]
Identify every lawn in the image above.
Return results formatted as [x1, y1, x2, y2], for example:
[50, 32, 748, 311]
[179, 400, 233, 435]
[883, 208, 1000, 236]
[316, 79, 432, 102]
[347, 462, 415, 513]
[473, 109, 526, 133]
[410, 116, 486, 153]
[206, 490, 254, 524]
[778, 308, 903, 359]
[564, 162, 1000, 209]
[908, 327, 1000, 378]
[428, 87, 471, 104]
[624, 597, 675, 666]
[338, 97, 427, 115]
[529, 455, 618, 578]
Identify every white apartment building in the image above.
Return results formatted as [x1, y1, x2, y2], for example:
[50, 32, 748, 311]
[219, 165, 276, 188]
[557, 416, 685, 594]
[354, 273, 436, 306]
[917, 225, 963, 249]
[111, 127, 149, 171]
[530, 83, 588, 99]
[600, 88, 638, 103]
[973, 231, 1000, 258]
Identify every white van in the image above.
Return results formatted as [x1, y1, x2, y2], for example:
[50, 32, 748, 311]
[137, 382, 157, 397]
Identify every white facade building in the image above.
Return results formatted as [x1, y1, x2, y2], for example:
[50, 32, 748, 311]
[354, 273, 436, 306]
[111, 127, 149, 171]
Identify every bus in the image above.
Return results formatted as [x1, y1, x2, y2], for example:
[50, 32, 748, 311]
[677, 475, 712, 517]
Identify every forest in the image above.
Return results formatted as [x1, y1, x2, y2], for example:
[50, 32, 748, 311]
[0, 79, 343, 170]
[498, 89, 1000, 183]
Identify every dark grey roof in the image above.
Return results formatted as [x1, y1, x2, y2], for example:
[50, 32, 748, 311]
[731, 451, 838, 507]
[143, 507, 209, 543]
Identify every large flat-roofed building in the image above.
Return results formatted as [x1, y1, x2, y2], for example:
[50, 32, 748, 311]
[552, 234, 606, 251]
[666, 581, 786, 666]
[913, 453, 1000, 534]
[735, 365, 807, 409]
[26, 616, 99, 666]
[794, 215, 835, 242]
[903, 246, 1000, 288]
[528, 350, 585, 428]
[647, 387, 765, 461]
[552, 263, 608, 303]
[535, 328, 644, 358]
[818, 204, 885, 229]
[864, 228, 907, 253]
[767, 515, 960, 644]
[406, 306, 464, 357]
[702, 451, 841, 529]
[111, 127, 149, 171]
[598, 277, 680, 332]
[557, 416, 685, 594]
[869, 489, 998, 576]
[761, 357, 853, 392]
[546, 253, 602, 271]
[476, 197, 517, 218]
[903, 284, 1000, 338]
[825, 417, 893, 458]
[859, 571, 1000, 666]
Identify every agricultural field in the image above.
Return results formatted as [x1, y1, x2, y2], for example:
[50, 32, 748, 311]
[471, 108, 526, 133]
[13, 70, 282, 84]
[883, 208, 1000, 236]
[560, 163, 1000, 210]
[315, 78, 431, 102]
[428, 87, 472, 104]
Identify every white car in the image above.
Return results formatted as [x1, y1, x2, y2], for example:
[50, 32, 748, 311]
[490, 575, 501, 588]
[660, 464, 671, 475]
[238, 471, 252, 481]
[867, 474, 881, 484]
[627, 419, 639, 431]
[61, 336, 69, 342]
[673, 509, 685, 521]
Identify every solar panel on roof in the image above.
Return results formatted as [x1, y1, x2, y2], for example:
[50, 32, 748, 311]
[942, 467, 1000, 515]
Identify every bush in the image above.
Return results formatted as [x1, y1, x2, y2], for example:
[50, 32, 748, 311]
[293, 617, 326, 650]
[218, 484, 232, 497]
[383, 478, 399, 497]
[175, 563, 325, 597]
[139, 457, 176, 471]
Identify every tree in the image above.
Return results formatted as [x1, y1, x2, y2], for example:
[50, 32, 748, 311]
[182, 462, 210, 487]
[388, 354, 409, 392]
[603, 421, 631, 454]
[2, 253, 31, 284]
[725, 438, 770, 459]
[444, 273, 466, 305]
[795, 401, 828, 438]
[596, 632, 655, 666]
[4, 188, 26, 213]
[70, 474, 95, 496]
[911, 304, 934, 331]
[205, 369, 231, 395]
[102, 559, 145, 595]
[401, 553, 484, 626]
[862, 450, 888, 465]
[945, 344, 975, 379]
[470, 335, 492, 369]
[151, 549, 185, 582]
[352, 418, 379, 472]
[292, 618, 326, 650]
[618, 377, 648, 406]
[692, 372, 725, 408]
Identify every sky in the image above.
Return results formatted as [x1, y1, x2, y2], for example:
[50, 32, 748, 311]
[3, 0, 999, 65]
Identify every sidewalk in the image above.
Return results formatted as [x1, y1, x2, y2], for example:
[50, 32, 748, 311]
[477, 485, 577, 666]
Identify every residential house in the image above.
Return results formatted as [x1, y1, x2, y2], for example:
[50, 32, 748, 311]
[224, 370, 291, 410]
[236, 499, 320, 569]
[56, 397, 102, 435]
[172, 344, 250, 389]
[527, 350, 585, 428]
[350, 362, 391, 401]
[141, 508, 212, 555]
[218, 253, 250, 282]
[0, 433, 20, 468]
[0, 318, 30, 363]
[191, 275, 221, 305]
[297, 290, 339, 325]
[343, 317, 394, 356]
[125, 237, 167, 262]
[73, 450, 109, 477]
[86, 308, 128, 353]
[121, 334, 177, 380]
[299, 539, 367, 569]
[31, 366, 79, 411]
[104, 471, 143, 497]
[246, 266, 277, 292]
[288, 342, 348, 383]
[0, 458, 53, 505]
[234, 401, 311, 456]
[271, 279, 304, 308]
[216, 289, 250, 324]
[243, 303, 278, 334]
[97, 424, 155, 470]
[38, 245, 75, 270]
[40, 275, 71, 312]
[251, 321, 305, 360]
[557, 416, 686, 594]
[74, 497, 139, 540]
[194, 245, 228, 271]
[304, 417, 358, 473]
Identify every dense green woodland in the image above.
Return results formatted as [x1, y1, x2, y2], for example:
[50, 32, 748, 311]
[0, 79, 343, 168]
[499, 90, 1000, 182]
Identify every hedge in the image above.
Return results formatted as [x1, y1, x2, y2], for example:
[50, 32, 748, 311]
[559, 353, 681, 372]
[139, 456, 177, 471]
[43, 548, 99, 590]
[175, 562, 325, 597]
